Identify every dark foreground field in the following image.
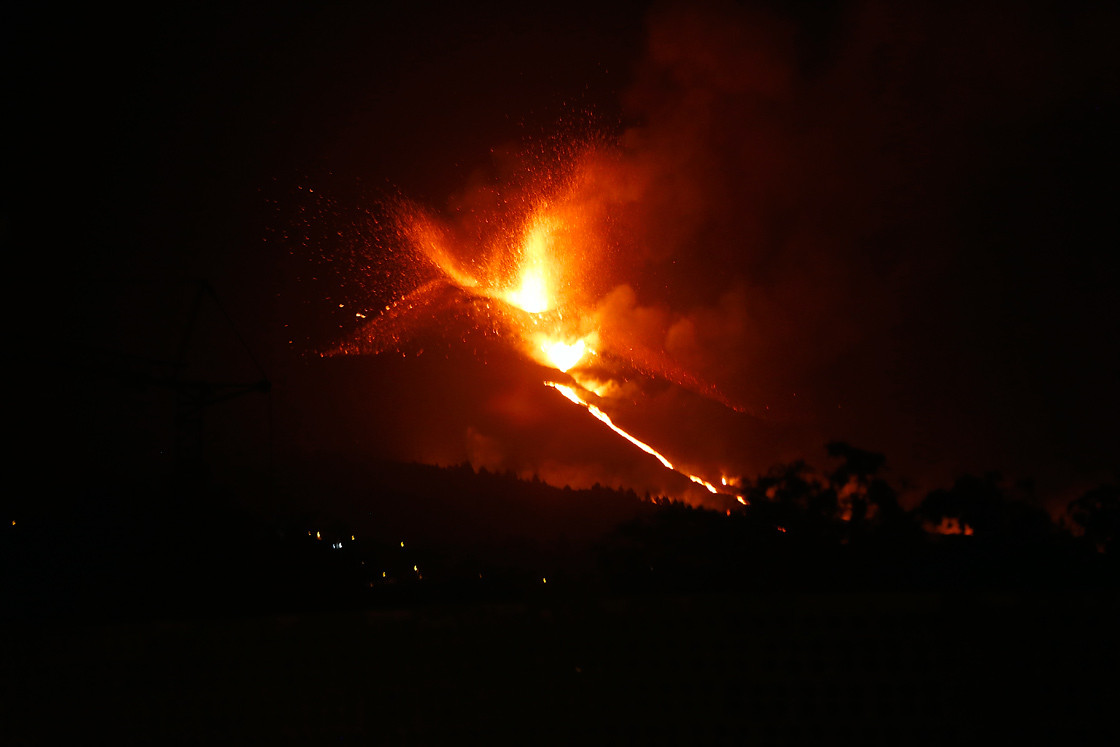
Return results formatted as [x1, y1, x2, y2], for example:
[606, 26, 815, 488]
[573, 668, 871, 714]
[5, 591, 1116, 745]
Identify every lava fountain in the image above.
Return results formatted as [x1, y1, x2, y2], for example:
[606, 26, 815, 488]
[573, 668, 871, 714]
[323, 139, 743, 501]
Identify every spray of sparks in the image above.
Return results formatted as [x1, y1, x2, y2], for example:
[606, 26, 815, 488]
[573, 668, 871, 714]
[322, 140, 743, 500]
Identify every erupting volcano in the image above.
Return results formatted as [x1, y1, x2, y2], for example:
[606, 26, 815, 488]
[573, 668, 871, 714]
[323, 140, 743, 502]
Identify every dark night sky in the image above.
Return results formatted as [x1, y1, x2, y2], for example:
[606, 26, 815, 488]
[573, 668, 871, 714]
[9, 1, 1119, 511]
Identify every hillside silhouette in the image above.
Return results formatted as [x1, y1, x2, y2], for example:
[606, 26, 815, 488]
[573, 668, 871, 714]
[6, 444, 1116, 626]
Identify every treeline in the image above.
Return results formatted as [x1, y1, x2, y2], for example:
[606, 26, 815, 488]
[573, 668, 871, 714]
[601, 441, 1117, 593]
[4, 447, 1116, 624]
[247, 447, 1119, 606]
[731, 441, 1116, 553]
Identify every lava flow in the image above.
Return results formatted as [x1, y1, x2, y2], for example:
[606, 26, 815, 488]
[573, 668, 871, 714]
[545, 382, 719, 493]
[324, 140, 742, 501]
[492, 214, 723, 494]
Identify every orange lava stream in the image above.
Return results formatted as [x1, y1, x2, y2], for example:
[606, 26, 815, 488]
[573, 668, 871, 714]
[689, 475, 720, 494]
[545, 382, 719, 493]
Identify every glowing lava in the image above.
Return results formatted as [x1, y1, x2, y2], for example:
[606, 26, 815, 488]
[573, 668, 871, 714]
[545, 382, 674, 469]
[324, 139, 745, 503]
[508, 273, 549, 314]
[502, 215, 560, 314]
[540, 338, 587, 372]
[689, 475, 720, 494]
[505, 228, 722, 494]
[544, 382, 719, 493]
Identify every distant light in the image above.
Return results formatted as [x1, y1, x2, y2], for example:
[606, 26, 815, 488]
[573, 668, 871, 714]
[382, 571, 387, 578]
[316, 531, 321, 540]
[413, 565, 418, 572]
[542, 577, 547, 584]
[351, 535, 355, 541]
[400, 541, 405, 548]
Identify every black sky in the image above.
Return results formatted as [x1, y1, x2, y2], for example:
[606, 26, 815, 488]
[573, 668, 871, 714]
[9, 1, 1118, 511]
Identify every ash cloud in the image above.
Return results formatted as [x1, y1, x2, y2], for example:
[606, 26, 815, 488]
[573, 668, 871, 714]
[559, 0, 1118, 501]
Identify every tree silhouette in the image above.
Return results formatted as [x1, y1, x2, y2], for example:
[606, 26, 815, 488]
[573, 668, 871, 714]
[825, 441, 902, 530]
[825, 441, 885, 482]
[917, 473, 1054, 543]
[918, 473, 1003, 536]
[743, 460, 824, 531]
[1067, 484, 1119, 554]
